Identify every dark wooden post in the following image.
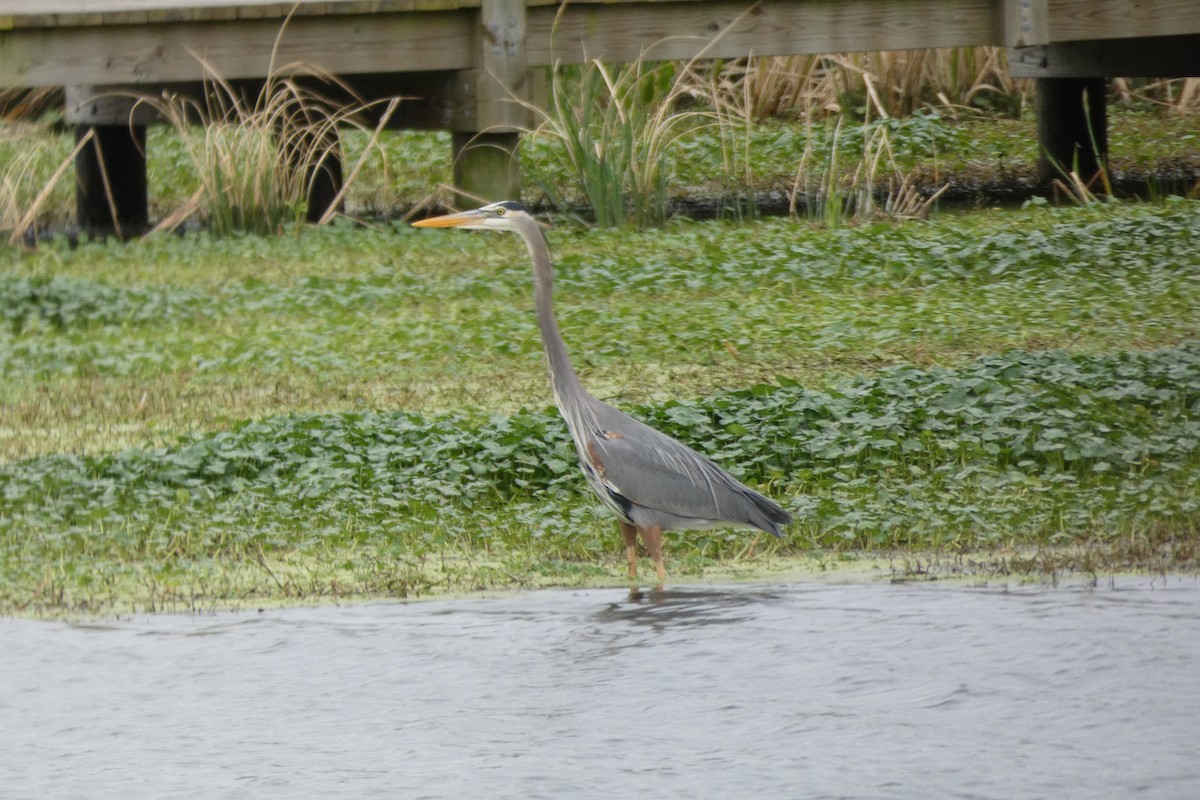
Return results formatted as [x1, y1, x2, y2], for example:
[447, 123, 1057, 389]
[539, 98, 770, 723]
[304, 141, 344, 223]
[1035, 77, 1108, 184]
[74, 124, 149, 237]
[66, 86, 151, 237]
[278, 113, 345, 223]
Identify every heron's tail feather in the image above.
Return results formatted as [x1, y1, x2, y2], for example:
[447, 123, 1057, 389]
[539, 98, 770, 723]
[744, 489, 791, 538]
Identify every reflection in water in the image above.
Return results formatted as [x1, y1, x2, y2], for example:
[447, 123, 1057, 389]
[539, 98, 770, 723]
[600, 585, 780, 629]
[2, 578, 1199, 800]
[569, 586, 781, 662]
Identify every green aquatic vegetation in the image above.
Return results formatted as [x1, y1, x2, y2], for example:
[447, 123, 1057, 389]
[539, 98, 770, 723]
[1, 200, 1198, 462]
[0, 273, 207, 334]
[2, 344, 1197, 612]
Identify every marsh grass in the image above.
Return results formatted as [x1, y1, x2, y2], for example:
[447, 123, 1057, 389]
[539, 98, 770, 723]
[523, 57, 711, 227]
[0, 15, 400, 239]
[0, 124, 88, 245]
[4, 37, 1200, 236]
[1114, 77, 1200, 116]
[743, 50, 1200, 121]
[745, 47, 1027, 120]
[1, 101, 1195, 234]
[522, 48, 959, 228]
[137, 58, 399, 235]
[682, 58, 761, 220]
[523, 10, 774, 227]
[790, 113, 949, 223]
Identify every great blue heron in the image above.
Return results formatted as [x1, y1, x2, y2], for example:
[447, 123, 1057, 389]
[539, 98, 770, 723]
[412, 200, 791, 583]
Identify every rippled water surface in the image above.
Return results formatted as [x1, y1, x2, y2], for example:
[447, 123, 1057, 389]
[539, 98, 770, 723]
[3, 577, 1199, 799]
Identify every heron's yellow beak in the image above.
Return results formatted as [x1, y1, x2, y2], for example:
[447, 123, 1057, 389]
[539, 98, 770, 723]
[410, 210, 482, 228]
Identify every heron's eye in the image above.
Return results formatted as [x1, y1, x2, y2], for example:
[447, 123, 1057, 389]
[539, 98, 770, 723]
[495, 207, 506, 216]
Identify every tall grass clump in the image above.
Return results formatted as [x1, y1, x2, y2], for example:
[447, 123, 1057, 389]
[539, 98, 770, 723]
[790, 112, 949, 224]
[1114, 77, 1200, 116]
[524, 57, 707, 227]
[523, 11, 770, 228]
[126, 11, 399, 236]
[523, 45, 783, 225]
[744, 49, 1200, 122]
[745, 47, 1027, 120]
[137, 62, 397, 236]
[0, 124, 89, 246]
[677, 58, 762, 220]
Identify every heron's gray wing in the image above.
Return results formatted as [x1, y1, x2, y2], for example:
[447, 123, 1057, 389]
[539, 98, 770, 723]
[584, 417, 784, 533]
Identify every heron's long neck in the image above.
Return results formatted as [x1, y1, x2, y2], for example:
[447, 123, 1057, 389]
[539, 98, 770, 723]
[516, 220, 587, 409]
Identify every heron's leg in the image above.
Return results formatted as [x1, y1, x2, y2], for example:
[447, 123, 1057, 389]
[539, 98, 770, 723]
[619, 521, 639, 579]
[641, 524, 666, 584]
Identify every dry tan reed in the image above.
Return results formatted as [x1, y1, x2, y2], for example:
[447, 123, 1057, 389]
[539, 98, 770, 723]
[1, 127, 93, 246]
[134, 48, 400, 235]
[745, 47, 1030, 120]
[743, 48, 1200, 120]
[0, 88, 63, 122]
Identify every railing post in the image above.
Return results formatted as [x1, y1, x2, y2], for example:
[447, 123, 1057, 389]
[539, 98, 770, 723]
[452, 0, 528, 205]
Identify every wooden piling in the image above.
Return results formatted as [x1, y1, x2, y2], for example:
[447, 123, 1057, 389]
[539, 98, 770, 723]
[450, 0, 528, 204]
[74, 124, 149, 238]
[1035, 77, 1108, 185]
[452, 132, 521, 204]
[277, 107, 345, 223]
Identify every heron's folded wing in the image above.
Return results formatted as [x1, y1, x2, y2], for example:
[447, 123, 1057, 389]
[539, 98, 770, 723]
[586, 427, 757, 523]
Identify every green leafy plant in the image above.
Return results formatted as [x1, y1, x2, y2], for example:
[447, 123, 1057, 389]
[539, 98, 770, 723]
[4, 198, 1199, 463]
[2, 343, 1197, 612]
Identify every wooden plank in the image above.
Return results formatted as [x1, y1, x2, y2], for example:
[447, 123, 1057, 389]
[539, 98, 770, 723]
[0, 12, 475, 86]
[526, 0, 1002, 66]
[1045, 0, 1200, 43]
[234, 3, 290, 18]
[343, 71, 484, 131]
[63, 71, 489, 129]
[1009, 34, 1200, 78]
[65, 84, 163, 124]
[0, 0, 479, 28]
[6, 0, 1198, 89]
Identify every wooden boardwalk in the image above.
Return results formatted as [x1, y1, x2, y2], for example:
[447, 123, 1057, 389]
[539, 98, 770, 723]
[8, 1, 1198, 85]
[2, 0, 1199, 230]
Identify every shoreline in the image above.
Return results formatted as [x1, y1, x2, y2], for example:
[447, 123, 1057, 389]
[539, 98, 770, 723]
[5, 544, 1196, 621]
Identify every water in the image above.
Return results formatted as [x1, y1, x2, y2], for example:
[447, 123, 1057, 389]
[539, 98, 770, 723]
[2, 577, 1199, 799]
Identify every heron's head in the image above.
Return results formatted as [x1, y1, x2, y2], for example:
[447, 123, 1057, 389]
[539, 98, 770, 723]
[410, 200, 532, 233]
